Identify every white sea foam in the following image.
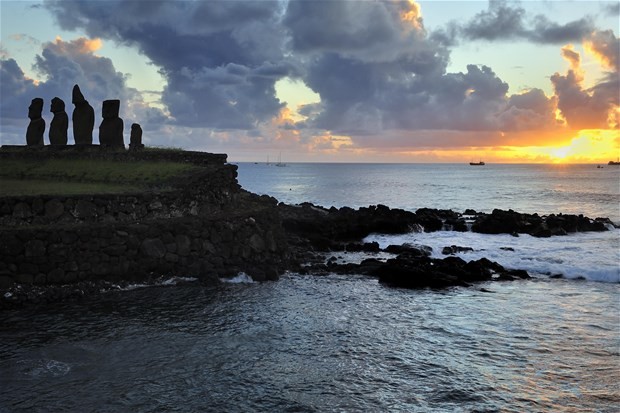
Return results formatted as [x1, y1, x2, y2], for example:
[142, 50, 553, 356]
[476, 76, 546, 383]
[114, 276, 199, 291]
[364, 229, 620, 283]
[160, 276, 198, 286]
[18, 359, 71, 378]
[221, 272, 255, 284]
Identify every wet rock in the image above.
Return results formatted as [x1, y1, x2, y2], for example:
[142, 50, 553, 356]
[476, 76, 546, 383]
[441, 245, 474, 255]
[385, 243, 432, 257]
[344, 242, 380, 252]
[472, 209, 609, 237]
[372, 255, 470, 289]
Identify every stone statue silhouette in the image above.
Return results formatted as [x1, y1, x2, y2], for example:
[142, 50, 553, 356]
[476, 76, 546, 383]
[26, 98, 45, 146]
[49, 97, 68, 145]
[72, 85, 95, 144]
[99, 99, 124, 147]
[129, 123, 144, 150]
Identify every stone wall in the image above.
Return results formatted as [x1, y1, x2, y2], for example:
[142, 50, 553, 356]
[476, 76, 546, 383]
[0, 166, 240, 227]
[0, 206, 289, 291]
[0, 147, 291, 295]
[0, 145, 227, 166]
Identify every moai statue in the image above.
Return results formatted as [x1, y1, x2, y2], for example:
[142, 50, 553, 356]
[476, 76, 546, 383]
[26, 98, 45, 146]
[72, 85, 95, 144]
[99, 99, 124, 147]
[49, 97, 68, 145]
[129, 123, 144, 150]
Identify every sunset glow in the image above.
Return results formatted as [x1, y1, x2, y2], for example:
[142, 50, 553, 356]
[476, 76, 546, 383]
[1, 1, 618, 163]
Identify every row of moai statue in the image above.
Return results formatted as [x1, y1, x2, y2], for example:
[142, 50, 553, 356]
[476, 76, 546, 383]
[26, 85, 144, 150]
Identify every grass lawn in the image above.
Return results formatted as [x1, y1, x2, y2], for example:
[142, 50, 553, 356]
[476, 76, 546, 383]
[0, 159, 201, 196]
[0, 179, 142, 196]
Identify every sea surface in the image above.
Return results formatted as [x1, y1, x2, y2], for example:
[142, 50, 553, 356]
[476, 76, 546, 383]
[1, 163, 619, 412]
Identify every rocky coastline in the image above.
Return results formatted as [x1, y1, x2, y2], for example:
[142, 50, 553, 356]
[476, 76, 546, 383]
[1, 148, 617, 309]
[277, 201, 616, 289]
[2, 194, 616, 309]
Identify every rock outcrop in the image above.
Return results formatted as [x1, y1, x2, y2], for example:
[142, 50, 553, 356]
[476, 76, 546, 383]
[471, 209, 612, 237]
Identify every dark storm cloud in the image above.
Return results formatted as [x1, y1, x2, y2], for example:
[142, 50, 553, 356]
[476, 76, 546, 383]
[0, 58, 38, 119]
[283, 1, 555, 136]
[460, 0, 527, 41]
[445, 0, 594, 45]
[44, 0, 290, 130]
[602, 3, 620, 16]
[283, 0, 424, 59]
[34, 0, 616, 148]
[0, 38, 165, 144]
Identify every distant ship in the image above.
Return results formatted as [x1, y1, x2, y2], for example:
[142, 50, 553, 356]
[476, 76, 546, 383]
[469, 161, 485, 166]
[275, 152, 286, 167]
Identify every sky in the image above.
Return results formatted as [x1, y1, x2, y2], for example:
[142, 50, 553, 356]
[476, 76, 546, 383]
[0, 0, 618, 163]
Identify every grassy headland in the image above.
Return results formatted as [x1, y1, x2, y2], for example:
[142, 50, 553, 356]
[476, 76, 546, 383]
[0, 153, 202, 196]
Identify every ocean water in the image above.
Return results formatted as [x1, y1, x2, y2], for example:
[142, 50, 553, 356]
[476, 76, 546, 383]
[237, 162, 620, 283]
[236, 163, 620, 223]
[1, 163, 619, 412]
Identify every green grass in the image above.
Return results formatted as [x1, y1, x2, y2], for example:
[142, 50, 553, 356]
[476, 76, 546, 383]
[0, 179, 142, 196]
[0, 159, 201, 196]
[0, 159, 199, 184]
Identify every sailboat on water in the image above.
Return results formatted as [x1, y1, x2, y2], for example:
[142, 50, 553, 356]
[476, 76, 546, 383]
[275, 152, 286, 167]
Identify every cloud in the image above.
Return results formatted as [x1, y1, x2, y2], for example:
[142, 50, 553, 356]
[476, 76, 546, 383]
[45, 0, 291, 131]
[0, 37, 165, 144]
[551, 40, 619, 130]
[284, 1, 559, 140]
[584, 30, 619, 71]
[441, 0, 595, 45]
[602, 3, 620, 16]
[283, 0, 426, 62]
[1, 0, 610, 157]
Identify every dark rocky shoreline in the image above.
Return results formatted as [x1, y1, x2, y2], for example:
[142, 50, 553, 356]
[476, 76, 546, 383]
[278, 201, 616, 291]
[2, 146, 617, 309]
[1, 195, 617, 309]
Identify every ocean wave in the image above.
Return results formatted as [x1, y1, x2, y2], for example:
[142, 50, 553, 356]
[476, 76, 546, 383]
[221, 272, 255, 284]
[365, 229, 620, 283]
[112, 276, 199, 291]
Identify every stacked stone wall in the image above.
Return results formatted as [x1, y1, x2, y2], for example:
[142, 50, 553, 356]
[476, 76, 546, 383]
[0, 209, 288, 291]
[0, 166, 241, 227]
[0, 148, 290, 297]
[0, 145, 227, 166]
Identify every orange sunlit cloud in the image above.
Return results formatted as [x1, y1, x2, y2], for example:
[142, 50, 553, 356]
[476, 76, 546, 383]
[53, 36, 102, 54]
[583, 30, 618, 71]
[400, 0, 423, 31]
